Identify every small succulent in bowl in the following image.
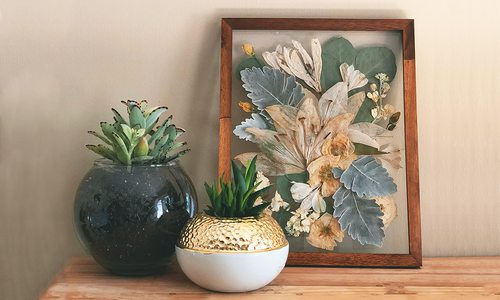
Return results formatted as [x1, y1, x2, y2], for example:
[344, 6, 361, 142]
[86, 100, 189, 165]
[176, 157, 288, 292]
[204, 157, 271, 218]
[75, 100, 197, 276]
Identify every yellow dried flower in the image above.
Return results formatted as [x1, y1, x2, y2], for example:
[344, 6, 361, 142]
[238, 101, 256, 113]
[242, 43, 255, 56]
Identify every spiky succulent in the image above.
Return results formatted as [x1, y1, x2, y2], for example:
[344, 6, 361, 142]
[86, 100, 189, 165]
[204, 157, 271, 218]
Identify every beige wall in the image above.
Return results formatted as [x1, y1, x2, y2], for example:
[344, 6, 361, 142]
[0, 0, 499, 299]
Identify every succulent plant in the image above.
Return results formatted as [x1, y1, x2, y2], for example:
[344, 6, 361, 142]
[204, 157, 271, 218]
[86, 100, 189, 165]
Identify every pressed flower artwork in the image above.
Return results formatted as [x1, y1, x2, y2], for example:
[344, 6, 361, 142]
[220, 19, 421, 266]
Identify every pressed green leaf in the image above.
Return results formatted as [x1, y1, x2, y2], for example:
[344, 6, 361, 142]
[240, 66, 304, 110]
[276, 172, 308, 202]
[333, 186, 385, 246]
[353, 98, 376, 123]
[354, 143, 387, 155]
[320, 37, 356, 91]
[354, 47, 397, 83]
[235, 56, 264, 81]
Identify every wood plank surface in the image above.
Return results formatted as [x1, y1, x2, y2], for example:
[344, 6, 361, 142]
[40, 256, 500, 299]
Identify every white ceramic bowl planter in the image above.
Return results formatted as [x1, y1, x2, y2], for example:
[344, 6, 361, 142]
[175, 213, 289, 292]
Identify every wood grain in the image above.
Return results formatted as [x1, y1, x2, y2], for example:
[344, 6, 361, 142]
[40, 256, 500, 299]
[217, 18, 421, 267]
[218, 19, 233, 180]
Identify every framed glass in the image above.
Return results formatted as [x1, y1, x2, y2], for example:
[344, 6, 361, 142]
[219, 18, 421, 267]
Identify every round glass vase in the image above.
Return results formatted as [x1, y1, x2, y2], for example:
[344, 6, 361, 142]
[74, 159, 197, 276]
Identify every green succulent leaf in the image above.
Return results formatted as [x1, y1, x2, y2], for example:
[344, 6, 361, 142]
[88, 131, 112, 145]
[129, 105, 146, 129]
[86, 144, 117, 161]
[145, 106, 167, 134]
[111, 132, 131, 165]
[112, 108, 128, 125]
[204, 157, 270, 218]
[120, 124, 133, 141]
[100, 122, 116, 141]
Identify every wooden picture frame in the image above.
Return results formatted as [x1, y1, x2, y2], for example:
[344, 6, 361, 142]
[218, 18, 421, 267]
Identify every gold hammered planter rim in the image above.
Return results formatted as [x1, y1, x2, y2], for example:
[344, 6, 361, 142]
[177, 213, 288, 253]
[175, 243, 289, 254]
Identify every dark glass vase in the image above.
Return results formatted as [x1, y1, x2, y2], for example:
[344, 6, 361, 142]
[74, 159, 197, 276]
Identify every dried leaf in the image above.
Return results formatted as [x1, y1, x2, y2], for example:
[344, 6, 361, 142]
[333, 186, 384, 246]
[245, 128, 306, 175]
[240, 67, 304, 110]
[339, 155, 397, 198]
[233, 113, 268, 142]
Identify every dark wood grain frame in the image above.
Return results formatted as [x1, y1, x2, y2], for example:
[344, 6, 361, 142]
[218, 18, 421, 267]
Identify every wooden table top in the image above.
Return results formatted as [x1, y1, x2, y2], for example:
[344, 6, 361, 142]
[40, 256, 500, 299]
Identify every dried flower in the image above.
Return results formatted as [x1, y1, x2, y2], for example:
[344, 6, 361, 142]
[375, 73, 390, 82]
[285, 207, 320, 237]
[238, 97, 353, 176]
[367, 90, 380, 103]
[375, 196, 397, 227]
[255, 171, 271, 191]
[340, 64, 369, 91]
[290, 182, 325, 213]
[270, 191, 289, 212]
[263, 39, 322, 92]
[381, 82, 391, 94]
[242, 43, 255, 56]
[306, 213, 344, 250]
[307, 155, 341, 198]
[321, 133, 355, 158]
[238, 101, 257, 113]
